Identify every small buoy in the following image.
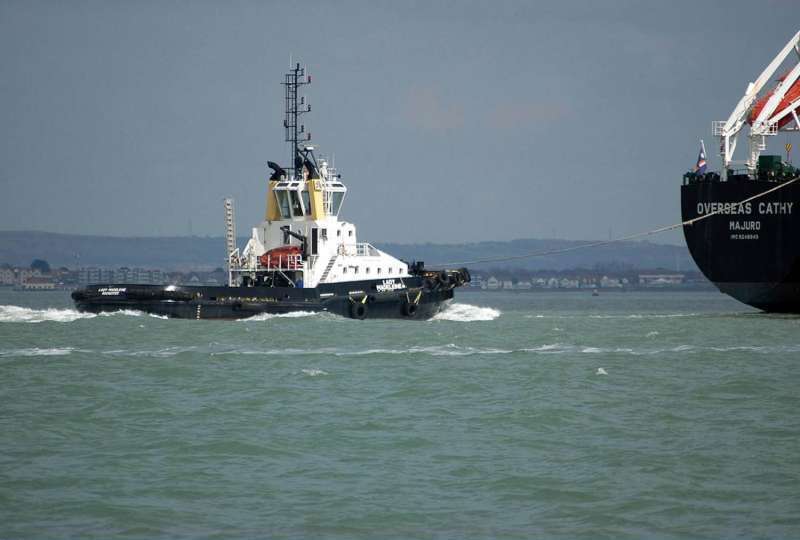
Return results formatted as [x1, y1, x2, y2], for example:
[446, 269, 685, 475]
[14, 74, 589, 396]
[596, 367, 608, 375]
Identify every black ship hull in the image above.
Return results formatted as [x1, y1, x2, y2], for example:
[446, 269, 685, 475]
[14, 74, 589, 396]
[681, 176, 800, 312]
[72, 272, 468, 320]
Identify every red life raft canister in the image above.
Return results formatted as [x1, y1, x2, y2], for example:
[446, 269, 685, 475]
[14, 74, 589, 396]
[258, 246, 302, 269]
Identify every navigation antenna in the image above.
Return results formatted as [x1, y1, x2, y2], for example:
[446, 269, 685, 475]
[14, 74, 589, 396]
[283, 62, 312, 179]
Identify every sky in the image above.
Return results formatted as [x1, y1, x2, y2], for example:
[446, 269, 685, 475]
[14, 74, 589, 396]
[1, 0, 799, 245]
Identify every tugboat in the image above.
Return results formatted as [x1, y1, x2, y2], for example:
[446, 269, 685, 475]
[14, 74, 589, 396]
[72, 63, 469, 319]
[681, 31, 800, 312]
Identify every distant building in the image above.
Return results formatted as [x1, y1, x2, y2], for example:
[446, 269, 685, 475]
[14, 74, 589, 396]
[502, 280, 514, 290]
[600, 275, 623, 288]
[486, 276, 500, 290]
[79, 267, 165, 285]
[79, 267, 103, 285]
[639, 274, 685, 287]
[18, 276, 56, 290]
[16, 268, 42, 285]
[0, 268, 15, 286]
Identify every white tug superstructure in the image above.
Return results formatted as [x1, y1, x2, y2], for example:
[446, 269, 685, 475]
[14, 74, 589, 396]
[231, 150, 408, 289]
[72, 61, 470, 320]
[227, 63, 409, 290]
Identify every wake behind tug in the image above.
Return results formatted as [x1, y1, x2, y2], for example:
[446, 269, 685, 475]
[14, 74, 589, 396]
[72, 63, 470, 320]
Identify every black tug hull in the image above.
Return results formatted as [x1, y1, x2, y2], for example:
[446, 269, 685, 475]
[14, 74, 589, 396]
[72, 274, 465, 320]
[681, 178, 800, 312]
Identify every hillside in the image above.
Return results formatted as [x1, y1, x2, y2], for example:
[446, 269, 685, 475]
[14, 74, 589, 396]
[0, 231, 696, 272]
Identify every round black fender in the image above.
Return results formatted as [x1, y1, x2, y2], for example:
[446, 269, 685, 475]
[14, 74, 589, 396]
[402, 301, 418, 318]
[439, 271, 452, 287]
[349, 301, 368, 320]
[423, 277, 435, 290]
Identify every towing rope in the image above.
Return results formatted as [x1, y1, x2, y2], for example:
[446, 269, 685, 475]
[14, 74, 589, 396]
[434, 176, 800, 267]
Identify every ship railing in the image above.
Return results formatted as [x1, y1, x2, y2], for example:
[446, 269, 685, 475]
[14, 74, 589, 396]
[712, 120, 727, 136]
[259, 254, 304, 271]
[751, 122, 778, 136]
[338, 243, 380, 257]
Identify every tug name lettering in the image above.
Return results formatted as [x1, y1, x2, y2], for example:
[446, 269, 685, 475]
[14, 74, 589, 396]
[376, 279, 404, 292]
[696, 202, 793, 215]
[98, 287, 127, 296]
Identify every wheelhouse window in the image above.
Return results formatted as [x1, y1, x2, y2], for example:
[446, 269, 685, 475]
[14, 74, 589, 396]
[301, 190, 311, 215]
[331, 192, 345, 215]
[276, 191, 291, 219]
[289, 191, 304, 217]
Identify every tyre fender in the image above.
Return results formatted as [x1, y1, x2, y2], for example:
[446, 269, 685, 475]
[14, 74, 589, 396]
[402, 301, 418, 318]
[349, 301, 368, 320]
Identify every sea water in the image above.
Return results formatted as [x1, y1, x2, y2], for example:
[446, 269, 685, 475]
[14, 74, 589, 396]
[1, 289, 798, 539]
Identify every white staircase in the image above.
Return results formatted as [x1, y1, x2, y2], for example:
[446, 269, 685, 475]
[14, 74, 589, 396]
[319, 256, 337, 283]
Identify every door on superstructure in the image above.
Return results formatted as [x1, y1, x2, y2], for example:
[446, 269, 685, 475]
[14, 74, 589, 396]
[311, 228, 318, 255]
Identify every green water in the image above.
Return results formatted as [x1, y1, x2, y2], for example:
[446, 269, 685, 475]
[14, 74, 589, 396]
[1, 289, 799, 539]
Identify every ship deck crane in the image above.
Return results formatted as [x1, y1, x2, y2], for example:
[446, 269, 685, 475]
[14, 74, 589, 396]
[714, 30, 800, 176]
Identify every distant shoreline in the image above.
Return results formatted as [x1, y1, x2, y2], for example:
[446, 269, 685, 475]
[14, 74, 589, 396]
[1, 230, 697, 272]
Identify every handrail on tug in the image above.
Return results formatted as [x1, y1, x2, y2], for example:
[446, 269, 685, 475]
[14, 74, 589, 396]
[258, 253, 303, 270]
[338, 243, 380, 257]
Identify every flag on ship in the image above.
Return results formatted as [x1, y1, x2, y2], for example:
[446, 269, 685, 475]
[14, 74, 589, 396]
[694, 141, 707, 174]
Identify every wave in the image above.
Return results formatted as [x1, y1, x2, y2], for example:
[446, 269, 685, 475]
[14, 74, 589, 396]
[347, 343, 514, 356]
[0, 305, 153, 323]
[526, 312, 700, 320]
[522, 343, 567, 353]
[432, 303, 501, 322]
[0, 303, 502, 324]
[238, 311, 321, 321]
[0, 305, 96, 323]
[4, 342, 799, 359]
[301, 368, 328, 376]
[0, 347, 76, 357]
[588, 313, 701, 319]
